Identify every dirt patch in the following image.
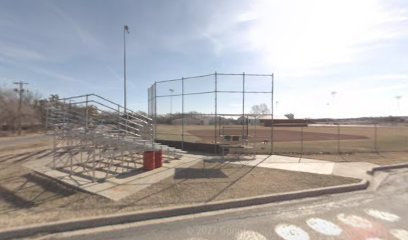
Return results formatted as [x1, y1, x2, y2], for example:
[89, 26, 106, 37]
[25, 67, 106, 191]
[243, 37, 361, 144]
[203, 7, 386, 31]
[298, 151, 408, 166]
[188, 129, 368, 143]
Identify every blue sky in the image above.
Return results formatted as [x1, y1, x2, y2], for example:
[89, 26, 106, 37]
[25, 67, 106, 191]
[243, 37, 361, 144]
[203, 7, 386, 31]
[0, 0, 407, 118]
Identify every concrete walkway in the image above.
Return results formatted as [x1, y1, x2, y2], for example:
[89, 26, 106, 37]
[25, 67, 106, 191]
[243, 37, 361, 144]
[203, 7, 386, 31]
[230, 155, 378, 180]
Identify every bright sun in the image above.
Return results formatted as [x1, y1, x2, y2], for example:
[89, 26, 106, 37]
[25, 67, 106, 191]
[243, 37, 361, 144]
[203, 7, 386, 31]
[241, 0, 396, 76]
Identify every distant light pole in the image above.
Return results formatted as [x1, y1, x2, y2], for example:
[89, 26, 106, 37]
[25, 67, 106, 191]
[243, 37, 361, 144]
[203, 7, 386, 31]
[275, 101, 279, 115]
[13, 81, 28, 135]
[169, 88, 174, 115]
[123, 25, 129, 113]
[331, 91, 337, 119]
[395, 95, 402, 116]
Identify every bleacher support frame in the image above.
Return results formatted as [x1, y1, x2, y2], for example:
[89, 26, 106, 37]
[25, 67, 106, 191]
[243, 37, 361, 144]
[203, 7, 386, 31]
[47, 94, 182, 182]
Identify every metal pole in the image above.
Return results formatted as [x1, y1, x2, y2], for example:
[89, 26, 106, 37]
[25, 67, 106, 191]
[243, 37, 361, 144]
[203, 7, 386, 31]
[123, 25, 129, 113]
[270, 74, 274, 155]
[45, 103, 49, 133]
[13, 81, 28, 135]
[153, 82, 157, 141]
[124, 25, 129, 133]
[337, 123, 341, 154]
[214, 72, 218, 154]
[85, 95, 89, 132]
[169, 88, 174, 115]
[300, 126, 304, 161]
[242, 72, 245, 146]
[181, 77, 185, 150]
[374, 123, 378, 152]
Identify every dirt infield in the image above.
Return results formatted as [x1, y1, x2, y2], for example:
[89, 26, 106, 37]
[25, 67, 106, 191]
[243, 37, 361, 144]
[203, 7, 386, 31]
[157, 124, 407, 153]
[188, 128, 368, 143]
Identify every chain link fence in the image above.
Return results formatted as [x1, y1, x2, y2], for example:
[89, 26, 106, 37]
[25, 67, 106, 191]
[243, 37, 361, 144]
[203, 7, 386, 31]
[148, 73, 407, 156]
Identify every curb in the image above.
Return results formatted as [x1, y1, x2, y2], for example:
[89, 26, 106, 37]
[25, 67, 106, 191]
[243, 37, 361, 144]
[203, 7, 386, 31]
[0, 180, 368, 240]
[367, 163, 408, 175]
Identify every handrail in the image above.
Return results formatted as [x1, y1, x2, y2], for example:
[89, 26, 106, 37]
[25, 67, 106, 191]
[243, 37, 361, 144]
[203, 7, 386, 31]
[59, 93, 152, 122]
[47, 94, 154, 145]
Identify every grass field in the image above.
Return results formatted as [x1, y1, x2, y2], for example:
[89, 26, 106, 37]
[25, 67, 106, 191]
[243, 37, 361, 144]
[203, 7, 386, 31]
[156, 124, 408, 154]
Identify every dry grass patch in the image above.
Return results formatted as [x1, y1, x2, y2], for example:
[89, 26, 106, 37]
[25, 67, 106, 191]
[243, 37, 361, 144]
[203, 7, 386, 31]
[299, 151, 408, 166]
[0, 158, 359, 229]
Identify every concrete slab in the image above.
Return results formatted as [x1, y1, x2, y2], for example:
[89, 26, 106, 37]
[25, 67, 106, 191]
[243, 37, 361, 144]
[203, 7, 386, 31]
[229, 155, 379, 180]
[24, 153, 204, 201]
[229, 155, 336, 175]
[332, 162, 378, 180]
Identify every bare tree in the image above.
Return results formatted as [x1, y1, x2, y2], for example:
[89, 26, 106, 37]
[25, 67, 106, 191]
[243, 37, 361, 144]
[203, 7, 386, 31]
[285, 113, 295, 119]
[250, 104, 270, 136]
[251, 103, 270, 115]
[0, 87, 44, 134]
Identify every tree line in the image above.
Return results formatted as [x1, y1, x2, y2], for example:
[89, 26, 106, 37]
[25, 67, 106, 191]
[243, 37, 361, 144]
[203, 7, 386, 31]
[0, 87, 50, 134]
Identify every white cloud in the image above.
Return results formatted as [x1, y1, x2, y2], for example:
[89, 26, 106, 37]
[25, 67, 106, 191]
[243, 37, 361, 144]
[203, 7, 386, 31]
[0, 42, 45, 61]
[203, 0, 408, 77]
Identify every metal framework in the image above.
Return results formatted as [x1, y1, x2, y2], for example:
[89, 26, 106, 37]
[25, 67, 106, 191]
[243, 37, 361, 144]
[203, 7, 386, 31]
[47, 94, 182, 182]
[148, 72, 274, 157]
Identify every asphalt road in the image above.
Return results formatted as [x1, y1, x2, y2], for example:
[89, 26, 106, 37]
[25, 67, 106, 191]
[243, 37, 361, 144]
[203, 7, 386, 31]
[53, 168, 408, 240]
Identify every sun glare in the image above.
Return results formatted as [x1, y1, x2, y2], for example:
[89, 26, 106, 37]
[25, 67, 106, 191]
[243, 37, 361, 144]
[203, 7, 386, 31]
[244, 0, 394, 75]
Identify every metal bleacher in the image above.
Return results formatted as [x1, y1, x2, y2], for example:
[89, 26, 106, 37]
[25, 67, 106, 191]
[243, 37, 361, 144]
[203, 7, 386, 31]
[47, 94, 184, 182]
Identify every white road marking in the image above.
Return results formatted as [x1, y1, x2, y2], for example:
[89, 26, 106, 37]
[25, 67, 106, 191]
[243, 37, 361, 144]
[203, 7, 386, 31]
[364, 209, 400, 222]
[337, 213, 373, 229]
[390, 229, 408, 240]
[186, 238, 208, 240]
[306, 217, 342, 236]
[236, 230, 267, 240]
[275, 224, 310, 240]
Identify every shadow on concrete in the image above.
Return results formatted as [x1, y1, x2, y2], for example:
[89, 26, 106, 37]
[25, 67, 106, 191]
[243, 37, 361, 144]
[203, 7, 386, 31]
[174, 168, 227, 179]
[23, 173, 77, 197]
[56, 168, 106, 183]
[116, 169, 145, 179]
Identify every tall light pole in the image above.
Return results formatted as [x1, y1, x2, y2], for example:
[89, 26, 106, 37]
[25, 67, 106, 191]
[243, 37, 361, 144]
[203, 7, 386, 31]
[13, 81, 28, 136]
[124, 25, 129, 113]
[169, 88, 174, 115]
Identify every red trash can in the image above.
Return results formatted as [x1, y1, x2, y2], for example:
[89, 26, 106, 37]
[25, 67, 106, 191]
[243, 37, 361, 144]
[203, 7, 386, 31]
[143, 151, 155, 170]
[154, 151, 163, 168]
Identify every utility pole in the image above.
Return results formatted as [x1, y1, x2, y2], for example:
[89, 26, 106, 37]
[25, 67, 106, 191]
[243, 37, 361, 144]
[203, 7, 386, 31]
[13, 81, 28, 135]
[169, 88, 174, 115]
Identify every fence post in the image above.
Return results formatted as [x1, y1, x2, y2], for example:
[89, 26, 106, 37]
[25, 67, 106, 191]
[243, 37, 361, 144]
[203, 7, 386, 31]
[214, 72, 218, 155]
[300, 126, 304, 158]
[242, 72, 245, 146]
[270, 73, 274, 155]
[337, 123, 341, 154]
[181, 77, 185, 151]
[85, 95, 89, 133]
[374, 123, 378, 152]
